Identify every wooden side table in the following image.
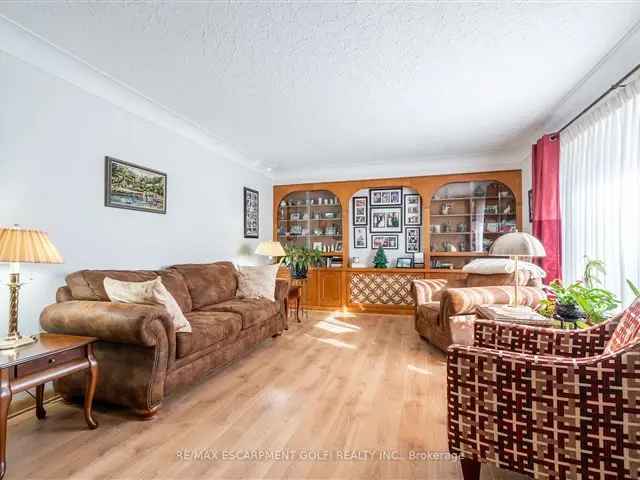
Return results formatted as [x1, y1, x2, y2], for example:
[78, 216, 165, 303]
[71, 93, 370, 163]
[0, 333, 98, 479]
[286, 278, 308, 323]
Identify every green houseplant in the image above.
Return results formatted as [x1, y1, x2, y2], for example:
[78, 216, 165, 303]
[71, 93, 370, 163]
[282, 246, 323, 279]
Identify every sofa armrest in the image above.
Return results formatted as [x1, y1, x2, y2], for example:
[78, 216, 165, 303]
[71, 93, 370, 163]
[441, 285, 545, 316]
[411, 279, 447, 305]
[473, 314, 620, 357]
[40, 301, 175, 352]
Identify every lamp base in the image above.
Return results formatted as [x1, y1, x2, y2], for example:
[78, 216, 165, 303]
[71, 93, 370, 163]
[0, 334, 37, 350]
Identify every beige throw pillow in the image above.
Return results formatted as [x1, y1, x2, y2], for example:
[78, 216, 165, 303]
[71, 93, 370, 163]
[104, 277, 191, 333]
[236, 264, 279, 302]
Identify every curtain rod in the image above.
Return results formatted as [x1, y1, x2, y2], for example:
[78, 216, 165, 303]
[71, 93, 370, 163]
[556, 63, 640, 135]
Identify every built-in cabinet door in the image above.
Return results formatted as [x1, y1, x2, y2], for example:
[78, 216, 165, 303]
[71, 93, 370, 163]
[302, 269, 318, 306]
[316, 269, 342, 307]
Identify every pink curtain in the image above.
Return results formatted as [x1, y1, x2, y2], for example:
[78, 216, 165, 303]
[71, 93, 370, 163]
[532, 134, 562, 282]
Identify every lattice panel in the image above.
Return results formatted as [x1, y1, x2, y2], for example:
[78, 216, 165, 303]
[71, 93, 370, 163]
[349, 272, 423, 305]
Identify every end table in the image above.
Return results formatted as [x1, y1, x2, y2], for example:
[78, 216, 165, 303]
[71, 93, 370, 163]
[0, 333, 98, 479]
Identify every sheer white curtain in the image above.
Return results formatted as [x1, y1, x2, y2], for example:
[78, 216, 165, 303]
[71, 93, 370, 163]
[560, 77, 640, 306]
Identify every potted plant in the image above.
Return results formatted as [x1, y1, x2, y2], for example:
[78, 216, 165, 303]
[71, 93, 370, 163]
[282, 245, 323, 279]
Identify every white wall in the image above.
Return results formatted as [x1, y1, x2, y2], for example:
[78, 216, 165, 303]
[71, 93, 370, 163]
[0, 49, 273, 335]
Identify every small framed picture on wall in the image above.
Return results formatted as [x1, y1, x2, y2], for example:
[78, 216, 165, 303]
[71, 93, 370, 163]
[352, 196, 368, 225]
[371, 234, 399, 250]
[353, 227, 367, 248]
[370, 206, 402, 233]
[405, 227, 421, 253]
[404, 194, 422, 226]
[243, 187, 259, 238]
[369, 187, 402, 206]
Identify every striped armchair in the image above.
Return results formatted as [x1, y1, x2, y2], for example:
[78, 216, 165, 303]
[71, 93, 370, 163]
[447, 304, 640, 480]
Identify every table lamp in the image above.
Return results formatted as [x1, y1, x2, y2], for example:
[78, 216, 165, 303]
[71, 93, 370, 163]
[489, 231, 546, 310]
[254, 241, 286, 264]
[0, 226, 63, 349]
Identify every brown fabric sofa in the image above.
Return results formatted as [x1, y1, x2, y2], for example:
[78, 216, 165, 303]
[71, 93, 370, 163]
[40, 262, 288, 418]
[411, 272, 546, 352]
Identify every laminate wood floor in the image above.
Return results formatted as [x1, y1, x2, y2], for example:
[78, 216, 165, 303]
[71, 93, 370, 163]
[6, 312, 527, 480]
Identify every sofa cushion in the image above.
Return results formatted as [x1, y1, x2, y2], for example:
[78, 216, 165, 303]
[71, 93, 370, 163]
[66, 269, 192, 313]
[169, 262, 238, 309]
[177, 311, 242, 358]
[418, 301, 440, 316]
[201, 298, 279, 330]
[605, 297, 640, 354]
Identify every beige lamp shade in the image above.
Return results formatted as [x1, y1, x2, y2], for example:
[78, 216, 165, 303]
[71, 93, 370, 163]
[254, 241, 286, 257]
[0, 226, 63, 264]
[489, 232, 546, 258]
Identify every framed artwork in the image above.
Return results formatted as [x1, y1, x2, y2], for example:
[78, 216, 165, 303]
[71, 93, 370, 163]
[352, 196, 368, 226]
[528, 189, 534, 222]
[404, 194, 422, 226]
[371, 234, 399, 250]
[104, 156, 167, 214]
[353, 227, 367, 248]
[243, 187, 259, 238]
[405, 227, 421, 253]
[370, 206, 402, 233]
[369, 187, 402, 206]
[396, 257, 414, 268]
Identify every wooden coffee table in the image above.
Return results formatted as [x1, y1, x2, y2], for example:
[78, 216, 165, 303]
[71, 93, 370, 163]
[0, 333, 98, 479]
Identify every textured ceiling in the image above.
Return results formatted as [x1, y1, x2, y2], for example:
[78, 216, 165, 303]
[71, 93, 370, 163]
[2, 2, 640, 178]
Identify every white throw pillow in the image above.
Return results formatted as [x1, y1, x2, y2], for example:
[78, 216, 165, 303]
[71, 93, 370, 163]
[462, 258, 546, 279]
[236, 264, 279, 302]
[104, 277, 191, 333]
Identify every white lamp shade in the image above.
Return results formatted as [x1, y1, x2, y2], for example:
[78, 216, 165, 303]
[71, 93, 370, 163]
[254, 241, 286, 257]
[489, 232, 546, 257]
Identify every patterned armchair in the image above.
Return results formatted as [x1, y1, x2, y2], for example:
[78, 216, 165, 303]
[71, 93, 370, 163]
[447, 303, 640, 480]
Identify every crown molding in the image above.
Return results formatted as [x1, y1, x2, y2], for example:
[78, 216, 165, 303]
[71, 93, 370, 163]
[273, 149, 528, 184]
[0, 14, 272, 178]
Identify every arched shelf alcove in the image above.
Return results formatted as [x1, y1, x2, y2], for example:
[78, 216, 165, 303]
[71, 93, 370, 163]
[429, 180, 516, 271]
[276, 189, 343, 255]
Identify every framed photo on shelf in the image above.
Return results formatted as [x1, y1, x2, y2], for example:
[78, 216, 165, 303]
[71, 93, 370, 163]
[352, 196, 368, 225]
[405, 227, 421, 253]
[404, 194, 422, 226]
[370, 206, 402, 233]
[105, 157, 167, 214]
[243, 187, 259, 238]
[369, 187, 402, 206]
[371, 234, 399, 250]
[353, 227, 367, 248]
[396, 257, 414, 268]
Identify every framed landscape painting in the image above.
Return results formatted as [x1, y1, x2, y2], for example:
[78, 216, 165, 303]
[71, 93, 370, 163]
[105, 157, 166, 214]
[244, 187, 259, 238]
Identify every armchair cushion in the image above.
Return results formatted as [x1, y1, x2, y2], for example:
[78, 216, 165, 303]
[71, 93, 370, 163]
[442, 285, 545, 316]
[606, 298, 640, 353]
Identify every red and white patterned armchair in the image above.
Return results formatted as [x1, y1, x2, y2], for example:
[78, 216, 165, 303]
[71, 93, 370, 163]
[448, 299, 640, 480]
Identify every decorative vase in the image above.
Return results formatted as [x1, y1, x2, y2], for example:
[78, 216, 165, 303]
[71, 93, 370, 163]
[291, 264, 308, 279]
[555, 303, 585, 320]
